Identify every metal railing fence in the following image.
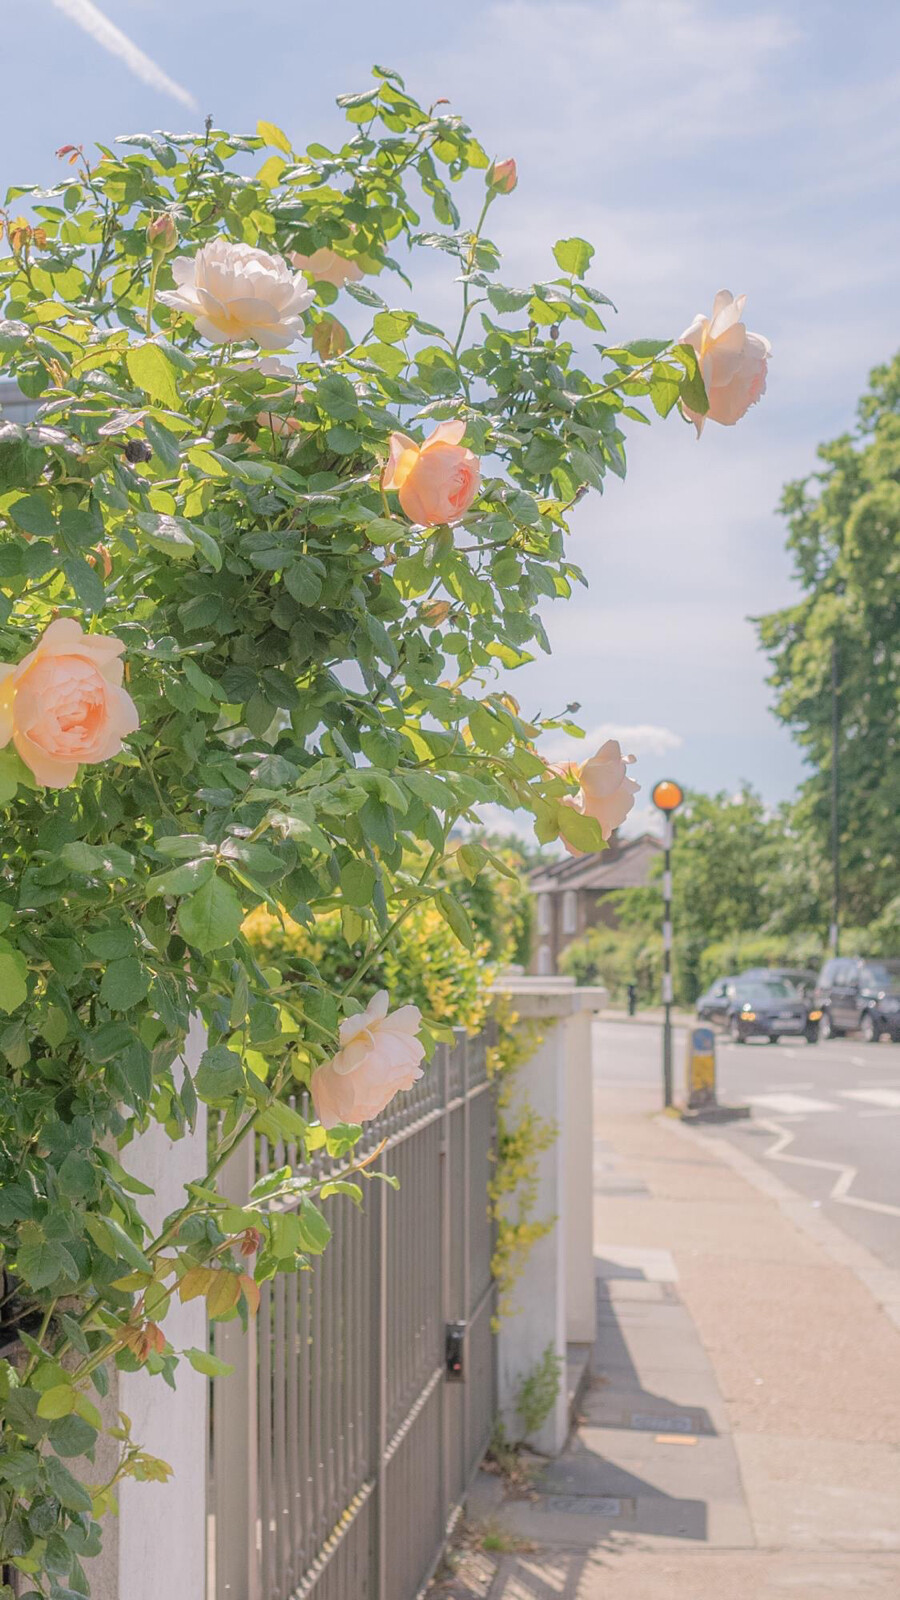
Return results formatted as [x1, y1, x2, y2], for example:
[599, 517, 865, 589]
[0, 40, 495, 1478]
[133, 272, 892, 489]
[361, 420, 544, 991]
[209, 1027, 497, 1600]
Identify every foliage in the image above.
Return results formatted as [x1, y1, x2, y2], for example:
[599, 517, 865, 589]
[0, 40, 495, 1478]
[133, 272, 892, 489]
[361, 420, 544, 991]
[559, 921, 663, 1004]
[451, 832, 537, 966]
[756, 353, 900, 925]
[515, 1343, 564, 1442]
[243, 898, 493, 1038]
[487, 998, 555, 1323]
[0, 69, 708, 1594]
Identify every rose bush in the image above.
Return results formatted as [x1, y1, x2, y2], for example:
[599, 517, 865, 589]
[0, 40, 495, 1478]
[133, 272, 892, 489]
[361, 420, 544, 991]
[0, 67, 760, 1595]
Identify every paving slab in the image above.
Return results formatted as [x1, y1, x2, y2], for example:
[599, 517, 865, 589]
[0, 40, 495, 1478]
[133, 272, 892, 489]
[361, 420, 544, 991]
[484, 1549, 900, 1599]
[735, 1433, 900, 1551]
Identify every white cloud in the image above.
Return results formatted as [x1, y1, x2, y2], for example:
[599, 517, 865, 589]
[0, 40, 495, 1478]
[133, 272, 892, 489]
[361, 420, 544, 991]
[50, 0, 198, 109]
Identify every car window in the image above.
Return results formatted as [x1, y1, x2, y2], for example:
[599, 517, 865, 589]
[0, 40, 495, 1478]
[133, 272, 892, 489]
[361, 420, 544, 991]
[737, 981, 793, 1000]
[864, 963, 900, 994]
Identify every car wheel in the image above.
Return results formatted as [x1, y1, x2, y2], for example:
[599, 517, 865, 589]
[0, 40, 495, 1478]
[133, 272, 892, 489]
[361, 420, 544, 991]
[728, 1014, 744, 1044]
[768, 1035, 779, 1044]
[860, 1011, 879, 1043]
[819, 1010, 841, 1040]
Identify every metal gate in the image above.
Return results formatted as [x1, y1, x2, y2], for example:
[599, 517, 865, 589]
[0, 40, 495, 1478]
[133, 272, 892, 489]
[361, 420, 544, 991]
[209, 1027, 497, 1600]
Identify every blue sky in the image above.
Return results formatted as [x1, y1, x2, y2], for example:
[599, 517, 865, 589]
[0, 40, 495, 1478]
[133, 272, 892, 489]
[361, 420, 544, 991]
[4, 1, 899, 833]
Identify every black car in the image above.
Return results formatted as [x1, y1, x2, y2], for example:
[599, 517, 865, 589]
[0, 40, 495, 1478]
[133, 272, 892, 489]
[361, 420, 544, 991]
[723, 979, 813, 1043]
[741, 966, 819, 1001]
[696, 975, 740, 1026]
[814, 957, 900, 1042]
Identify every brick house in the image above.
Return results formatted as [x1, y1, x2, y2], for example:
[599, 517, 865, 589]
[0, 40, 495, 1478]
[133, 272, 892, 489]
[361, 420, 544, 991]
[528, 832, 662, 974]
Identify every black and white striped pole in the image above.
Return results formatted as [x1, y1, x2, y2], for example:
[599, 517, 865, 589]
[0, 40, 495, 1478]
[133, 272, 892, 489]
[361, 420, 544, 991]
[652, 779, 684, 1108]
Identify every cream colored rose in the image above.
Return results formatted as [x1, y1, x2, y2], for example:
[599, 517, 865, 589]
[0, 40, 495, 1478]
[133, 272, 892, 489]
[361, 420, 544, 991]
[679, 290, 770, 436]
[558, 739, 639, 853]
[0, 618, 139, 789]
[310, 991, 425, 1129]
[291, 247, 363, 289]
[157, 239, 314, 348]
[382, 421, 480, 527]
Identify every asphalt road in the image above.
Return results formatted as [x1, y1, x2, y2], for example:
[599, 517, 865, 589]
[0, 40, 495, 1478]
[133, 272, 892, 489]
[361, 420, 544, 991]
[596, 1017, 900, 1272]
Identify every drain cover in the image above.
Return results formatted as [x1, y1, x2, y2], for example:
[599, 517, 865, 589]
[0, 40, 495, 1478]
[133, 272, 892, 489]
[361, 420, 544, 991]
[539, 1495, 631, 1517]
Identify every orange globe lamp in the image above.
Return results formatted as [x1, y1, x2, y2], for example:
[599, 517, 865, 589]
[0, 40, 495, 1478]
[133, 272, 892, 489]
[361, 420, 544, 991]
[651, 778, 684, 813]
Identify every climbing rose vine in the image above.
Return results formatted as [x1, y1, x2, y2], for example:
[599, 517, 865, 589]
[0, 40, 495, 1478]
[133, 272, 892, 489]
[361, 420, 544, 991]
[0, 68, 764, 1596]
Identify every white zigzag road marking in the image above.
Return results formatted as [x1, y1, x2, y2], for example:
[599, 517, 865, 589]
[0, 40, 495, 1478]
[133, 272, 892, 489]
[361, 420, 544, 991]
[754, 1117, 900, 1218]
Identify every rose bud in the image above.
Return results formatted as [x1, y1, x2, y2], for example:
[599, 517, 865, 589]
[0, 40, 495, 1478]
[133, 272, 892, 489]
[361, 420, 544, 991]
[488, 158, 517, 194]
[147, 213, 178, 257]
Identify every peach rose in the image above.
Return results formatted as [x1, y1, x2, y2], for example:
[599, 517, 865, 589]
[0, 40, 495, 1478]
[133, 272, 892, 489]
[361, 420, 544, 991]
[310, 990, 425, 1129]
[489, 158, 518, 194]
[0, 618, 139, 788]
[679, 290, 770, 436]
[291, 248, 363, 289]
[382, 421, 480, 527]
[559, 739, 639, 854]
[157, 239, 314, 348]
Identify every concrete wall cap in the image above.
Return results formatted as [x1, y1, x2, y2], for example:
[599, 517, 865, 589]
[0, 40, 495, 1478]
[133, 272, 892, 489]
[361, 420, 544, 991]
[491, 974, 608, 1017]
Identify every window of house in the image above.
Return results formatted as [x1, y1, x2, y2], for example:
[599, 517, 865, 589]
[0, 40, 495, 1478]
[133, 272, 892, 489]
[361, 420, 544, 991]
[537, 944, 553, 975]
[562, 889, 577, 935]
[537, 893, 551, 935]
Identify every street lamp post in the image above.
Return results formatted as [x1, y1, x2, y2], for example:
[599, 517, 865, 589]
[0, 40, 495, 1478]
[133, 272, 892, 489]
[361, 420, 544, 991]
[651, 779, 684, 1108]
[830, 636, 840, 955]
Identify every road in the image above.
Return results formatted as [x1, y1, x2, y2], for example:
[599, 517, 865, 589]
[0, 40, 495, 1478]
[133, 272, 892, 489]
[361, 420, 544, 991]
[595, 1017, 900, 1272]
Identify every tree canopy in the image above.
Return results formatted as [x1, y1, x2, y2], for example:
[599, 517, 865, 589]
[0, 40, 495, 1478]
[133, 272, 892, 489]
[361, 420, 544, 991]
[756, 354, 900, 926]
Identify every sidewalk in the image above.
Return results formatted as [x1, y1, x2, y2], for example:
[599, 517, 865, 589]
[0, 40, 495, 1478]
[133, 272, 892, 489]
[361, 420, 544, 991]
[437, 1080, 900, 1599]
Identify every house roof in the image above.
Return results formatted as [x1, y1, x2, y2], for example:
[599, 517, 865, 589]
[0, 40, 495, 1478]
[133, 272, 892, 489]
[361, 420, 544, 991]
[529, 832, 661, 893]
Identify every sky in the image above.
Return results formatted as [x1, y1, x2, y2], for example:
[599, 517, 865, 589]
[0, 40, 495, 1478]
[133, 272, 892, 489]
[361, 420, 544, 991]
[3, 0, 899, 837]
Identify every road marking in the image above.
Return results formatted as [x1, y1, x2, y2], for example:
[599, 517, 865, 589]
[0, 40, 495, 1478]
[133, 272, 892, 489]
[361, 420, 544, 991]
[746, 1093, 837, 1114]
[839, 1089, 900, 1110]
[753, 1117, 900, 1218]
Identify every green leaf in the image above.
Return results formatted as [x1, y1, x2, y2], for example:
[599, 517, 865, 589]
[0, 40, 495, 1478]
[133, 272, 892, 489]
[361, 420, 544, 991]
[296, 1196, 332, 1254]
[340, 858, 376, 908]
[556, 803, 604, 854]
[36, 1384, 76, 1421]
[0, 942, 28, 1013]
[552, 237, 595, 277]
[673, 343, 709, 416]
[185, 1347, 234, 1378]
[84, 1213, 152, 1272]
[59, 841, 134, 878]
[177, 874, 243, 953]
[146, 856, 216, 898]
[45, 1454, 93, 1513]
[436, 889, 476, 951]
[195, 1044, 245, 1101]
[257, 119, 292, 154]
[468, 704, 508, 754]
[126, 342, 180, 409]
[16, 1238, 78, 1290]
[100, 957, 151, 1012]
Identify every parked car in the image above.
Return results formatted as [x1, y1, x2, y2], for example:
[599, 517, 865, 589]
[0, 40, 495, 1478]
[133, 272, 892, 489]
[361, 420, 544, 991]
[741, 966, 818, 1000]
[696, 975, 740, 1026]
[722, 978, 814, 1043]
[814, 957, 900, 1041]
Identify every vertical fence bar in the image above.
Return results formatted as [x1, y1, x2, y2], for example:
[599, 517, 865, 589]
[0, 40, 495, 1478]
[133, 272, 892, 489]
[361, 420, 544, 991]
[370, 1156, 388, 1600]
[439, 1044, 449, 1532]
[213, 1134, 260, 1600]
[461, 1039, 471, 1476]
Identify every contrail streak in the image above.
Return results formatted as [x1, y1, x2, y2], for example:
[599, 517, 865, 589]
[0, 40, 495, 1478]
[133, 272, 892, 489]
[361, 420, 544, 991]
[50, 0, 198, 111]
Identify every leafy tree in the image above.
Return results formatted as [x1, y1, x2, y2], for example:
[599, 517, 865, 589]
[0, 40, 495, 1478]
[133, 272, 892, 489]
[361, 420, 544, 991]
[756, 354, 900, 925]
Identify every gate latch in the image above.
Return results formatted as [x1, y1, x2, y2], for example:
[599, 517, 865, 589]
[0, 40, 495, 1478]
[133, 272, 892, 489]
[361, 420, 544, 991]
[445, 1321, 466, 1382]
